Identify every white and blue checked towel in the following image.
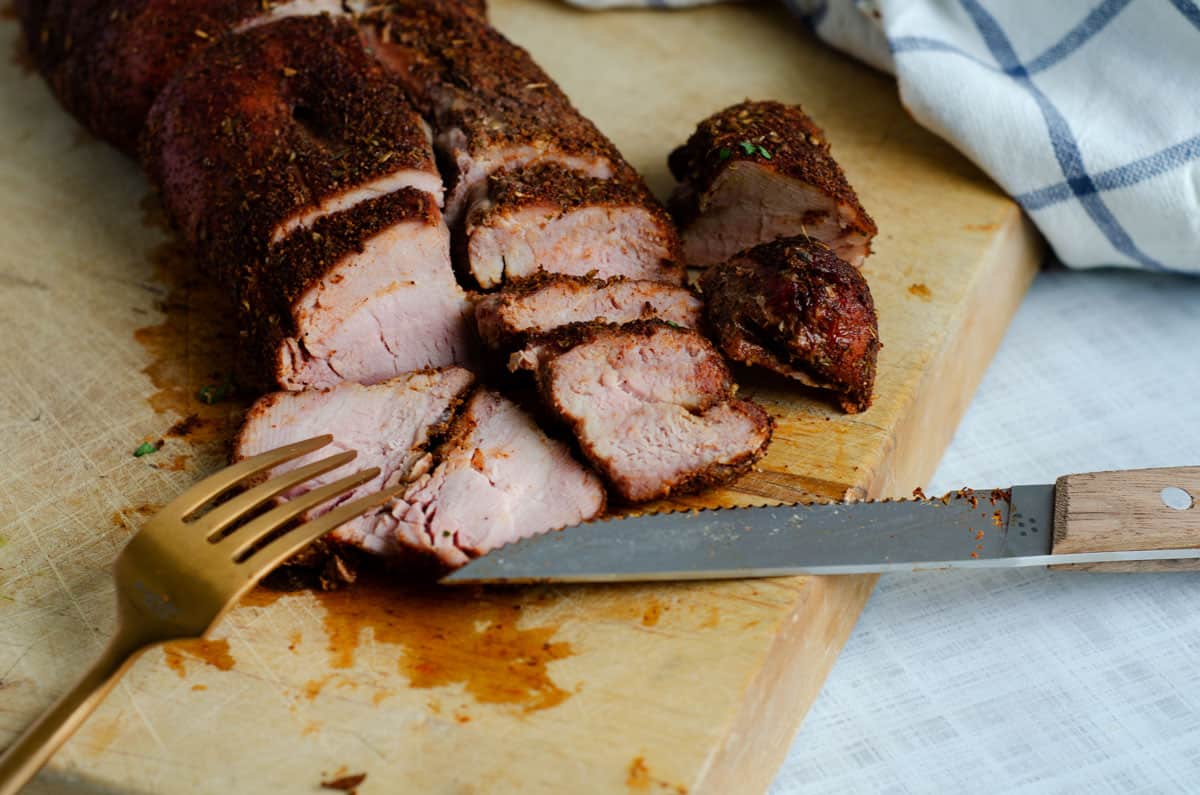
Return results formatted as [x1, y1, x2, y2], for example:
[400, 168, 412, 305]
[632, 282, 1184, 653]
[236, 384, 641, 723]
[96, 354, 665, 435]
[566, 0, 1200, 275]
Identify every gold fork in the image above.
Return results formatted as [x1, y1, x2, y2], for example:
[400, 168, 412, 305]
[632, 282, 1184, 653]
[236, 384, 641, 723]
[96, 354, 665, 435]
[0, 434, 398, 795]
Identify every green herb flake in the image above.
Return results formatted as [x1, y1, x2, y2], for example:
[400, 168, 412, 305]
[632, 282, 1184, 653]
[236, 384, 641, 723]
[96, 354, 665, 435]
[133, 441, 161, 458]
[664, 320, 683, 329]
[717, 147, 732, 161]
[738, 140, 772, 159]
[197, 379, 234, 405]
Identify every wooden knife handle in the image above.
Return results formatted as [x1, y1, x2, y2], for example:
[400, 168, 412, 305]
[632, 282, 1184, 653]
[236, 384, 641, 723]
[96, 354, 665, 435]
[1052, 466, 1200, 571]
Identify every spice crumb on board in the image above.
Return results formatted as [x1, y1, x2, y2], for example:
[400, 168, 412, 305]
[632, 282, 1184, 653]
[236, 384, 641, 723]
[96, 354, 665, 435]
[907, 283, 932, 300]
[320, 772, 366, 793]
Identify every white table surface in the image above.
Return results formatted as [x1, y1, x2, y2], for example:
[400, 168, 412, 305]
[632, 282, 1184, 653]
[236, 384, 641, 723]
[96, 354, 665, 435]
[772, 263, 1200, 794]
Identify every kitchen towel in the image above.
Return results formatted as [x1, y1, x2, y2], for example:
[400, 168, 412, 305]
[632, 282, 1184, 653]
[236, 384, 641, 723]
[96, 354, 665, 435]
[564, 0, 1200, 275]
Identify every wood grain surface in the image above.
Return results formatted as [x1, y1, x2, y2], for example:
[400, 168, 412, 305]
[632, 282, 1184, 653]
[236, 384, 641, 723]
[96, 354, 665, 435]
[0, 1, 1041, 792]
[1053, 467, 1200, 572]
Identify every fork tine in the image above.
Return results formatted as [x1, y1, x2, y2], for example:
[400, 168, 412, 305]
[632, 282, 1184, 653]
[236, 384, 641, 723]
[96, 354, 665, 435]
[195, 450, 358, 541]
[237, 483, 407, 573]
[224, 467, 382, 561]
[160, 435, 334, 519]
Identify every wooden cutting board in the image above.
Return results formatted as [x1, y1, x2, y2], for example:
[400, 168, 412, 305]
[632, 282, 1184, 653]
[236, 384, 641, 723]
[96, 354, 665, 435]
[0, 1, 1041, 793]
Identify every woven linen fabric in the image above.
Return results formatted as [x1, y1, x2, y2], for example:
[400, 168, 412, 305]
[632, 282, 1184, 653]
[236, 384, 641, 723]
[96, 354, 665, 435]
[562, 0, 1200, 275]
[770, 265, 1200, 793]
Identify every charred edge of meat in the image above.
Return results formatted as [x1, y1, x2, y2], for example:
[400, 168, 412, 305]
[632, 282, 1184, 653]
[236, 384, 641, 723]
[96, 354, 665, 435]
[457, 162, 683, 289]
[236, 187, 444, 392]
[473, 273, 703, 353]
[362, 5, 620, 159]
[358, 2, 626, 220]
[19, 0, 278, 154]
[667, 100, 877, 241]
[700, 235, 879, 413]
[143, 14, 436, 269]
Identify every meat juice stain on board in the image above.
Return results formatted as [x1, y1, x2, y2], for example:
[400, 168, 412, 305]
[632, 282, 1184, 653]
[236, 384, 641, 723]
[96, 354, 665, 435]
[161, 638, 236, 678]
[133, 193, 247, 457]
[305, 571, 576, 713]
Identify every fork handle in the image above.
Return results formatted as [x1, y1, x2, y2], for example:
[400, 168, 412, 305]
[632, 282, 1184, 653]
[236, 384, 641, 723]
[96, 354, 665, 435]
[0, 626, 150, 795]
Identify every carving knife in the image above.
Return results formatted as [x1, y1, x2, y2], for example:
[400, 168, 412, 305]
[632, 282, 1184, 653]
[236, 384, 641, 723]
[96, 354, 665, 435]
[443, 466, 1200, 584]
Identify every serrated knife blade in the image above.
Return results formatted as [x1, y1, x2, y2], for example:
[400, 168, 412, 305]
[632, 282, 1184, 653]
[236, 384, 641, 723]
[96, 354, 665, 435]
[443, 476, 1200, 585]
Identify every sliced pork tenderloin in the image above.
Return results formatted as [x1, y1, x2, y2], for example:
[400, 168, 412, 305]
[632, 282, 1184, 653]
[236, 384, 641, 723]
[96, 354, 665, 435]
[143, 15, 441, 277]
[461, 164, 682, 289]
[246, 189, 474, 391]
[668, 100, 876, 268]
[366, 389, 607, 568]
[233, 367, 476, 556]
[362, 4, 633, 226]
[515, 321, 773, 503]
[700, 235, 880, 414]
[474, 273, 703, 352]
[15, 0, 360, 154]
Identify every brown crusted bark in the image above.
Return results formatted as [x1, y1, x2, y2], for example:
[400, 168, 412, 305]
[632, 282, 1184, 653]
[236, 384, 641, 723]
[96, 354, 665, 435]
[361, 3, 633, 224]
[473, 273, 703, 352]
[668, 100, 877, 267]
[700, 235, 880, 413]
[517, 320, 774, 503]
[461, 163, 683, 288]
[15, 0, 350, 154]
[143, 15, 439, 279]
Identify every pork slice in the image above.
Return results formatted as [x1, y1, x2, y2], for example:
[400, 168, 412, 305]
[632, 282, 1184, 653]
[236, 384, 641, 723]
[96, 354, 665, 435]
[233, 367, 475, 555]
[245, 188, 474, 391]
[365, 389, 606, 568]
[461, 164, 683, 289]
[362, 5, 625, 225]
[16, 0, 356, 155]
[475, 274, 703, 351]
[668, 100, 876, 268]
[524, 321, 774, 503]
[144, 15, 441, 276]
[700, 235, 880, 413]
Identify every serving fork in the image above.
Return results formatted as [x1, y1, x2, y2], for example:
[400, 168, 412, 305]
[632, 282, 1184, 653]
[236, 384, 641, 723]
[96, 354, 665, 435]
[0, 435, 396, 795]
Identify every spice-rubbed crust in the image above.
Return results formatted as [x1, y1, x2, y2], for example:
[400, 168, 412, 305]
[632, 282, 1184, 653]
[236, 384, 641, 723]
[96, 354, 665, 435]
[519, 320, 774, 503]
[471, 163, 675, 228]
[668, 100, 877, 268]
[360, 3, 631, 221]
[460, 163, 684, 288]
[15, 0, 357, 154]
[143, 15, 438, 279]
[700, 235, 880, 413]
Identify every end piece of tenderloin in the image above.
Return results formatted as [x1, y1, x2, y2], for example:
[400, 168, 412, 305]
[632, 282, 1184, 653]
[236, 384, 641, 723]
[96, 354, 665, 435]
[363, 4, 630, 226]
[516, 321, 773, 504]
[143, 14, 442, 274]
[244, 189, 475, 391]
[368, 389, 607, 568]
[668, 100, 876, 268]
[474, 273, 703, 352]
[461, 164, 683, 289]
[15, 0, 357, 154]
[700, 235, 880, 414]
[233, 367, 476, 557]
